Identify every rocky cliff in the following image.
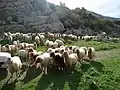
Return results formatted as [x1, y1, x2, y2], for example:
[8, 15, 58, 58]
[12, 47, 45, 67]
[0, 0, 120, 37]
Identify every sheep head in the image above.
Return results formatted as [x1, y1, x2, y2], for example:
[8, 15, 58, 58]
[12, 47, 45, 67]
[50, 52, 55, 59]
[88, 48, 92, 59]
[6, 57, 12, 64]
[69, 46, 72, 50]
[62, 51, 69, 59]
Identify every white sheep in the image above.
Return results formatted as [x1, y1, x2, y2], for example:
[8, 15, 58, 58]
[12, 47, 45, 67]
[13, 40, 20, 46]
[9, 44, 18, 54]
[46, 48, 55, 53]
[35, 36, 40, 46]
[34, 52, 53, 75]
[45, 40, 53, 47]
[1, 45, 11, 53]
[55, 39, 64, 47]
[87, 47, 95, 60]
[62, 51, 78, 69]
[25, 43, 37, 50]
[51, 41, 58, 49]
[6, 56, 22, 82]
[76, 47, 87, 63]
[18, 49, 27, 62]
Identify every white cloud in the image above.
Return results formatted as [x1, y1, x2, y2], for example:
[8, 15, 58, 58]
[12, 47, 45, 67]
[46, 0, 120, 18]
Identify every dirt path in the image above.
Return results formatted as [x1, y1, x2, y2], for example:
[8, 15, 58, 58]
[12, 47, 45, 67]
[94, 49, 120, 60]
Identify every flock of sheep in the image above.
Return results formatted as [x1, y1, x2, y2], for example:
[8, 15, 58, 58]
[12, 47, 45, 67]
[0, 32, 95, 82]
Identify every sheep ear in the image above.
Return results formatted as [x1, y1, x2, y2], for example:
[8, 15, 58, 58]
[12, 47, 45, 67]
[7, 57, 11, 61]
[6, 57, 11, 63]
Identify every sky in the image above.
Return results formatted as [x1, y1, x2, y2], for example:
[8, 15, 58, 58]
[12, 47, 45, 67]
[46, 0, 120, 18]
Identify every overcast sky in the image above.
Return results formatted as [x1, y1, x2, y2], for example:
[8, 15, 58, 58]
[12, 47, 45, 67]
[46, 0, 120, 18]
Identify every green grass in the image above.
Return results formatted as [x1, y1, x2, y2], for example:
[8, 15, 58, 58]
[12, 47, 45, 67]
[37, 46, 47, 52]
[1, 54, 120, 90]
[36, 39, 120, 52]
[1, 40, 120, 90]
[65, 40, 120, 51]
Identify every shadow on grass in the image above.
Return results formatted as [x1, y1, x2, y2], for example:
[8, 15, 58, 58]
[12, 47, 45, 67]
[0, 68, 8, 81]
[1, 79, 17, 90]
[90, 61, 105, 72]
[22, 66, 41, 84]
[35, 69, 83, 90]
[81, 60, 105, 73]
[20, 64, 28, 75]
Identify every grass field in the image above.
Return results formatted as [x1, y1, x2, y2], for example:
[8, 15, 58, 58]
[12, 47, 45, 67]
[0, 40, 120, 90]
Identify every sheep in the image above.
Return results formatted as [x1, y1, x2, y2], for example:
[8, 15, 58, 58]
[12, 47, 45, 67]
[47, 32, 55, 39]
[45, 40, 53, 47]
[3, 44, 18, 55]
[72, 46, 79, 53]
[29, 52, 39, 67]
[9, 44, 18, 54]
[18, 49, 27, 62]
[46, 48, 55, 53]
[13, 41, 18, 45]
[25, 47, 38, 65]
[1, 45, 11, 53]
[68, 45, 79, 53]
[51, 41, 58, 49]
[16, 32, 21, 40]
[46, 47, 64, 54]
[82, 35, 93, 41]
[50, 52, 65, 71]
[33, 52, 53, 75]
[18, 43, 26, 49]
[62, 51, 78, 70]
[64, 46, 73, 54]
[54, 33, 61, 39]
[6, 56, 22, 82]
[55, 39, 64, 47]
[39, 35, 45, 46]
[35, 36, 40, 46]
[87, 47, 95, 60]
[8, 35, 13, 44]
[25, 42, 37, 50]
[23, 34, 32, 43]
[3, 32, 8, 39]
[54, 47, 64, 53]
[13, 40, 20, 46]
[76, 47, 87, 63]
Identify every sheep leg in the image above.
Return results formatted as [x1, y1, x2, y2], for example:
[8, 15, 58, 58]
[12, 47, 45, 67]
[18, 69, 21, 77]
[10, 74, 13, 83]
[44, 66, 48, 75]
[16, 72, 18, 80]
[42, 66, 45, 74]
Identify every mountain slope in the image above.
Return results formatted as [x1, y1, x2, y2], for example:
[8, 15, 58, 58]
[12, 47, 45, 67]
[0, 0, 120, 37]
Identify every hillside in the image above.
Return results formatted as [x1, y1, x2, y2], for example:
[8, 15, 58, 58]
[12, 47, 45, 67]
[0, 0, 120, 37]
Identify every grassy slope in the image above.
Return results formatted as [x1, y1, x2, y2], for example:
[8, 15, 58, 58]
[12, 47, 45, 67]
[1, 54, 119, 90]
[0, 50, 120, 90]
[36, 40, 120, 52]
[0, 40, 120, 90]
[65, 40, 120, 51]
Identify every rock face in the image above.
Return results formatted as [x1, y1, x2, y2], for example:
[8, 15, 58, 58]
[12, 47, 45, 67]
[0, 0, 64, 33]
[0, 0, 120, 37]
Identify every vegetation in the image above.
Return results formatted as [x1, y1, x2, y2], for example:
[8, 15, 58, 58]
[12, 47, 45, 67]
[65, 40, 120, 51]
[1, 50, 120, 90]
[0, 39, 120, 90]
